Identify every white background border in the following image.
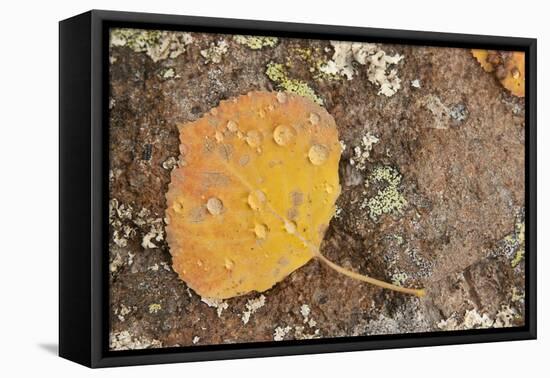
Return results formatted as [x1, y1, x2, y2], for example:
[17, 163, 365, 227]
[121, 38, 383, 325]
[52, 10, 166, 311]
[1, 0, 545, 376]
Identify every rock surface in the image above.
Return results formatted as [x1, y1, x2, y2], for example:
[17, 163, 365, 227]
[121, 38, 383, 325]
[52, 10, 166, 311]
[108, 30, 525, 350]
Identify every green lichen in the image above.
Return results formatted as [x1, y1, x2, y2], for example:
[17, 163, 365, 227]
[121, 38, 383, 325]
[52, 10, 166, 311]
[265, 62, 323, 105]
[148, 303, 162, 314]
[364, 166, 407, 220]
[234, 35, 278, 50]
[510, 220, 525, 267]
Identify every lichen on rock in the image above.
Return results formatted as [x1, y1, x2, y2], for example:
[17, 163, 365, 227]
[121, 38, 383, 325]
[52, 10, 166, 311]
[234, 35, 278, 50]
[110, 28, 193, 62]
[265, 62, 324, 104]
[362, 165, 408, 220]
[320, 41, 404, 96]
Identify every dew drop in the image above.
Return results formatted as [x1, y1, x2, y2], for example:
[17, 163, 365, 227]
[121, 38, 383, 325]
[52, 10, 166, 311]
[248, 190, 266, 211]
[227, 120, 238, 132]
[224, 258, 235, 270]
[254, 223, 268, 239]
[276, 92, 287, 103]
[325, 183, 334, 193]
[284, 220, 297, 234]
[273, 125, 295, 146]
[206, 197, 223, 215]
[309, 113, 320, 125]
[214, 131, 224, 143]
[246, 130, 262, 148]
[239, 154, 250, 166]
[173, 201, 185, 213]
[308, 144, 329, 165]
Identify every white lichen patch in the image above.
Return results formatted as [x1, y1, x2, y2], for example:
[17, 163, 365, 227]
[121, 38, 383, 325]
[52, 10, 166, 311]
[109, 199, 136, 248]
[299, 304, 317, 328]
[201, 297, 229, 318]
[411, 79, 421, 88]
[241, 295, 266, 325]
[110, 28, 193, 63]
[334, 205, 344, 219]
[109, 199, 165, 250]
[273, 325, 292, 341]
[162, 156, 178, 170]
[114, 303, 134, 322]
[109, 250, 125, 273]
[349, 132, 379, 171]
[200, 40, 229, 64]
[141, 219, 164, 249]
[437, 305, 519, 331]
[147, 263, 159, 271]
[421, 94, 452, 129]
[320, 41, 404, 96]
[234, 35, 278, 50]
[339, 140, 347, 152]
[294, 326, 321, 340]
[160, 261, 172, 272]
[192, 336, 200, 344]
[300, 304, 311, 319]
[110, 330, 162, 350]
[160, 67, 176, 80]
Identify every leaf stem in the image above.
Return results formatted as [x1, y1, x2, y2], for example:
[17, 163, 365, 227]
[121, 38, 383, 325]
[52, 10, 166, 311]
[315, 252, 426, 297]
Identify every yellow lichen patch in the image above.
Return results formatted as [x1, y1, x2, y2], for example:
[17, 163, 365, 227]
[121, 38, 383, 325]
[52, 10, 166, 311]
[165, 91, 342, 299]
[471, 50, 525, 97]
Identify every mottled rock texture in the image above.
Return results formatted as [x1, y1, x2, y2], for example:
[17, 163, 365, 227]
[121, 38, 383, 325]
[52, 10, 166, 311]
[108, 29, 525, 350]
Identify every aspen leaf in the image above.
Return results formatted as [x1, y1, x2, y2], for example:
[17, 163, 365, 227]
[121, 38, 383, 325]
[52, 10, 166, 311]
[471, 49, 525, 97]
[165, 91, 424, 299]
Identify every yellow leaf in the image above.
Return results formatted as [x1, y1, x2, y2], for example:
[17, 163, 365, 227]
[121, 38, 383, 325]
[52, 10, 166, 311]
[166, 91, 424, 299]
[471, 50, 525, 98]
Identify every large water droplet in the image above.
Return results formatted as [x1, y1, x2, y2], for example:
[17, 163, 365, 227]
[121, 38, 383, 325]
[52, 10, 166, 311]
[309, 113, 320, 125]
[246, 130, 262, 148]
[224, 258, 235, 270]
[284, 220, 297, 234]
[273, 125, 295, 146]
[206, 197, 223, 215]
[226, 120, 238, 132]
[173, 201, 185, 213]
[308, 144, 329, 165]
[239, 154, 250, 166]
[248, 190, 266, 211]
[276, 92, 287, 103]
[254, 223, 268, 239]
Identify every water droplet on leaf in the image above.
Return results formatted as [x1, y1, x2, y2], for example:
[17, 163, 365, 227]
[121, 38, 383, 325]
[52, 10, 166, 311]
[273, 125, 295, 146]
[206, 197, 223, 215]
[308, 144, 329, 165]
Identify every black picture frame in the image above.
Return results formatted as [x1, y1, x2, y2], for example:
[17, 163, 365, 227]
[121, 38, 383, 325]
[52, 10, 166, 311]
[59, 9, 537, 368]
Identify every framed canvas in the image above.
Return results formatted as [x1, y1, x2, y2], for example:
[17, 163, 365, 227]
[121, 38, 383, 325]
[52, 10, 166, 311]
[59, 9, 537, 368]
